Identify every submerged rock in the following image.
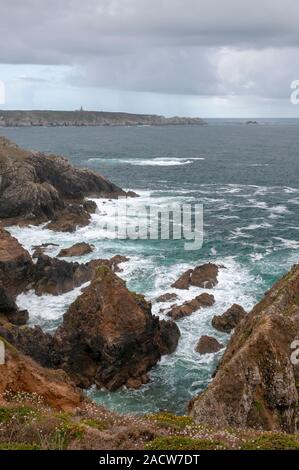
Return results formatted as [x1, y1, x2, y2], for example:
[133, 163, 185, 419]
[195, 335, 224, 354]
[189, 264, 299, 432]
[212, 304, 247, 333]
[171, 263, 219, 290]
[58, 242, 94, 258]
[54, 267, 180, 390]
[167, 293, 215, 320]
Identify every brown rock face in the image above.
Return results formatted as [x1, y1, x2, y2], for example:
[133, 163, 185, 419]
[195, 336, 224, 354]
[171, 263, 219, 290]
[0, 336, 82, 411]
[0, 226, 33, 296]
[58, 242, 94, 258]
[167, 293, 215, 320]
[189, 264, 299, 433]
[212, 304, 247, 333]
[54, 267, 180, 390]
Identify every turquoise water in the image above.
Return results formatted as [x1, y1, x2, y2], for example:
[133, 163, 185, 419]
[1, 121, 298, 415]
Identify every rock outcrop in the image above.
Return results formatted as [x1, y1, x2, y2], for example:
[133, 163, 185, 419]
[0, 136, 131, 230]
[167, 293, 215, 320]
[195, 336, 224, 354]
[171, 263, 219, 290]
[54, 267, 180, 390]
[0, 226, 33, 296]
[212, 304, 247, 333]
[189, 264, 299, 433]
[58, 242, 94, 258]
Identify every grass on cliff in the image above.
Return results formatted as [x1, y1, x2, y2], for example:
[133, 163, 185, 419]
[0, 395, 299, 450]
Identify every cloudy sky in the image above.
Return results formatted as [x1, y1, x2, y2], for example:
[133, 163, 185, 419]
[0, 0, 299, 117]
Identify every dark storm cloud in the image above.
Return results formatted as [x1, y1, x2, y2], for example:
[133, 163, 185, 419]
[0, 0, 298, 97]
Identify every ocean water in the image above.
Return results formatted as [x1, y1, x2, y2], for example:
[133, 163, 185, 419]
[1, 120, 299, 415]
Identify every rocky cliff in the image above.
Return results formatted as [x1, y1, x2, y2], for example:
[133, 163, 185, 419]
[0, 110, 205, 127]
[0, 136, 130, 229]
[189, 264, 299, 433]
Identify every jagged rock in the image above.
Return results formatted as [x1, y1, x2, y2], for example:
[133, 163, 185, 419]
[58, 242, 94, 258]
[0, 335, 82, 411]
[212, 304, 247, 333]
[167, 293, 215, 320]
[157, 320, 181, 355]
[54, 267, 180, 390]
[155, 293, 179, 303]
[189, 264, 299, 432]
[171, 263, 219, 290]
[0, 226, 33, 296]
[195, 336, 224, 354]
[0, 137, 130, 228]
[32, 254, 92, 296]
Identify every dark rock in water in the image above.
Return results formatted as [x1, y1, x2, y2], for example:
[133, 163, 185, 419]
[157, 320, 181, 355]
[58, 242, 94, 258]
[0, 136, 132, 229]
[190, 264, 299, 432]
[0, 226, 33, 296]
[195, 335, 224, 354]
[32, 254, 92, 296]
[155, 292, 179, 303]
[171, 263, 219, 290]
[45, 204, 92, 232]
[212, 304, 247, 333]
[83, 199, 98, 214]
[167, 293, 215, 320]
[54, 267, 180, 390]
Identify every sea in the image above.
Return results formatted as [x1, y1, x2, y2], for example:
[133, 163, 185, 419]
[1, 118, 298, 415]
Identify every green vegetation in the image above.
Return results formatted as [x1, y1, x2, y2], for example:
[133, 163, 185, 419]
[0, 442, 40, 450]
[241, 433, 299, 450]
[146, 436, 227, 450]
[82, 418, 108, 431]
[146, 412, 194, 430]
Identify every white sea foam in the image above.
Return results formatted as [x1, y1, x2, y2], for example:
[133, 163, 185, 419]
[88, 157, 205, 167]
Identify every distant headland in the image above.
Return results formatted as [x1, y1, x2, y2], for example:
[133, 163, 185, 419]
[0, 110, 206, 127]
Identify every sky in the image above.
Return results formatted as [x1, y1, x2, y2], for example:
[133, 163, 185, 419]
[0, 0, 299, 117]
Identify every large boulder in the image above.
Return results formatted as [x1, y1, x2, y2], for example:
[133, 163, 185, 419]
[172, 263, 219, 290]
[54, 267, 180, 390]
[212, 304, 247, 333]
[195, 335, 224, 354]
[189, 264, 299, 432]
[167, 293, 215, 320]
[58, 242, 94, 258]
